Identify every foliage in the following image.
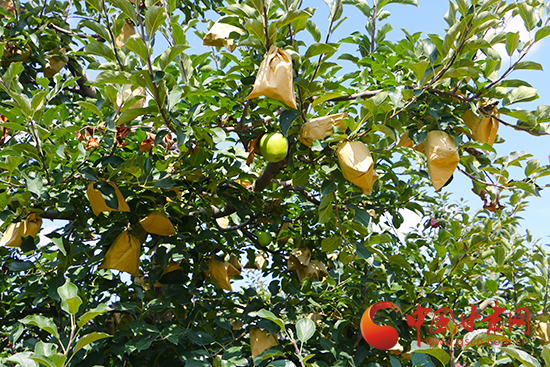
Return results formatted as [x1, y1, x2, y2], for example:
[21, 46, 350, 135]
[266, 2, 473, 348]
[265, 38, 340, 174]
[1, 0, 550, 366]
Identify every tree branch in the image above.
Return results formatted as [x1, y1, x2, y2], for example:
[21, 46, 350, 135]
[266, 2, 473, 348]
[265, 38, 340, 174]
[65, 59, 97, 98]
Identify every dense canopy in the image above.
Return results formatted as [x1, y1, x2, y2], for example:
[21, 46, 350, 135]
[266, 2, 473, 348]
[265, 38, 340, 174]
[1, 0, 550, 366]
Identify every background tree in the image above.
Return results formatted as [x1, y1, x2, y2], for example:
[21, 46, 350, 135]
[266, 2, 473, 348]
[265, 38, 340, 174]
[1, 0, 550, 366]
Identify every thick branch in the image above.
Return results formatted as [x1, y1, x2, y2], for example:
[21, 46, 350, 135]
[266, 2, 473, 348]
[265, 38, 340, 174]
[66, 59, 97, 98]
[251, 161, 285, 192]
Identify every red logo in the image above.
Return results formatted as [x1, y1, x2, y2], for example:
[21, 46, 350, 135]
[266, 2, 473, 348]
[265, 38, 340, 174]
[360, 302, 402, 350]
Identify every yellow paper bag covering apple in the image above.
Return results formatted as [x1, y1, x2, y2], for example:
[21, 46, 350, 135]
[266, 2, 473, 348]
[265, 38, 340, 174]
[299, 113, 348, 147]
[250, 328, 278, 358]
[215, 216, 230, 229]
[202, 17, 243, 52]
[86, 182, 130, 216]
[114, 85, 146, 111]
[229, 255, 241, 272]
[2, 43, 30, 65]
[43, 51, 66, 78]
[99, 231, 141, 276]
[0, 213, 42, 248]
[115, 21, 135, 48]
[534, 320, 550, 344]
[462, 100, 499, 146]
[287, 247, 311, 270]
[297, 260, 329, 282]
[398, 131, 424, 152]
[246, 46, 297, 110]
[154, 261, 182, 287]
[245, 253, 266, 270]
[139, 210, 175, 236]
[424, 130, 460, 190]
[336, 141, 378, 195]
[205, 257, 240, 291]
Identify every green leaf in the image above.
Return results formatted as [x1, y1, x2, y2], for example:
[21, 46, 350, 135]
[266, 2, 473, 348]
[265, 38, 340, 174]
[389, 355, 402, 367]
[74, 332, 111, 354]
[536, 26, 550, 42]
[276, 9, 312, 31]
[525, 159, 540, 176]
[513, 61, 543, 71]
[505, 32, 520, 57]
[94, 70, 134, 85]
[306, 20, 321, 42]
[378, 0, 418, 8]
[158, 45, 188, 70]
[125, 36, 149, 62]
[311, 92, 343, 108]
[279, 110, 300, 136]
[84, 42, 115, 60]
[321, 236, 342, 252]
[7, 352, 39, 367]
[456, 0, 469, 15]
[117, 107, 150, 124]
[58, 280, 82, 315]
[250, 309, 285, 331]
[25, 172, 43, 197]
[76, 101, 102, 116]
[318, 194, 333, 224]
[411, 347, 450, 366]
[223, 4, 259, 19]
[296, 318, 315, 343]
[542, 345, 550, 367]
[145, 6, 166, 38]
[503, 86, 538, 106]
[292, 169, 309, 186]
[500, 346, 541, 367]
[518, 2, 537, 31]
[77, 304, 111, 328]
[108, 0, 137, 23]
[57, 279, 78, 300]
[304, 43, 338, 60]
[19, 315, 60, 340]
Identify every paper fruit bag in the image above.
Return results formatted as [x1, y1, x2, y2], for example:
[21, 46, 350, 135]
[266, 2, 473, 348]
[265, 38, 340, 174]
[86, 182, 130, 216]
[115, 21, 135, 48]
[99, 231, 141, 276]
[205, 257, 240, 291]
[0, 213, 42, 248]
[115, 85, 146, 111]
[299, 113, 347, 147]
[139, 210, 175, 236]
[424, 130, 460, 190]
[246, 46, 297, 110]
[203, 17, 243, 52]
[462, 100, 499, 145]
[337, 141, 378, 195]
[250, 328, 278, 358]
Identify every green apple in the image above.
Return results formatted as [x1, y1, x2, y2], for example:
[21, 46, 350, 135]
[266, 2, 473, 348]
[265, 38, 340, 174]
[259, 132, 288, 163]
[257, 231, 272, 246]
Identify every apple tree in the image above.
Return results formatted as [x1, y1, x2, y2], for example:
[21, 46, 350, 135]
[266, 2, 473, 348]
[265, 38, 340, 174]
[1, 0, 550, 366]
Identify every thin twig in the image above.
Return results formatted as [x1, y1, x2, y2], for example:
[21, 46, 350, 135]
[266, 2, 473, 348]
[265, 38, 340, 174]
[309, 0, 341, 83]
[457, 166, 507, 189]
